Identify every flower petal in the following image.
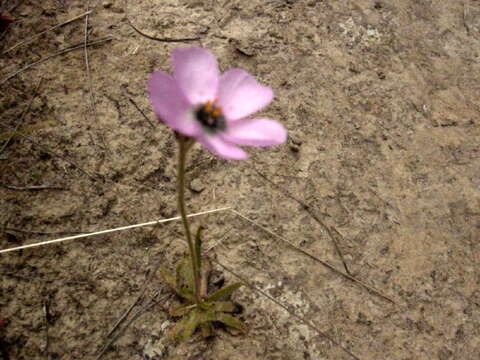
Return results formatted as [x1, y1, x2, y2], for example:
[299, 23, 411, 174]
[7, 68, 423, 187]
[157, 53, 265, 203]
[148, 70, 200, 136]
[223, 118, 287, 147]
[198, 134, 248, 160]
[172, 47, 219, 105]
[218, 69, 274, 121]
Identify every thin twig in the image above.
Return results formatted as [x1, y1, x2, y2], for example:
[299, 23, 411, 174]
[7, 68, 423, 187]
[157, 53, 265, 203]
[126, 17, 201, 43]
[101, 259, 164, 344]
[102, 270, 151, 342]
[230, 209, 395, 304]
[8, 0, 23, 12]
[0, 184, 66, 191]
[213, 259, 361, 360]
[83, 4, 109, 153]
[2, 10, 93, 54]
[126, 96, 155, 128]
[463, 2, 470, 35]
[84, 4, 96, 126]
[0, 28, 9, 43]
[0, 36, 112, 85]
[96, 291, 167, 360]
[0, 122, 98, 180]
[203, 227, 234, 254]
[254, 168, 352, 275]
[43, 300, 51, 360]
[0, 76, 43, 155]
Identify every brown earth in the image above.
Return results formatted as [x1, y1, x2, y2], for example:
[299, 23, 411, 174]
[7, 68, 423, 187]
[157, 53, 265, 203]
[1, 0, 479, 359]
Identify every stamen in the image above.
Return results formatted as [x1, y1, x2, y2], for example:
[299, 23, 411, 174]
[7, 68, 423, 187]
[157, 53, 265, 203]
[195, 99, 226, 133]
[212, 107, 221, 118]
[204, 100, 212, 113]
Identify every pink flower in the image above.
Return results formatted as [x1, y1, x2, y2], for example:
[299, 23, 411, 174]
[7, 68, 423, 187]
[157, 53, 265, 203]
[148, 47, 287, 159]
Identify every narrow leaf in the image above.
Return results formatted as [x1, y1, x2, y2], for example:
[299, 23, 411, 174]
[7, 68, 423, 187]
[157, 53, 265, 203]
[169, 304, 195, 317]
[200, 322, 214, 338]
[215, 313, 248, 333]
[169, 309, 202, 343]
[194, 225, 205, 272]
[207, 282, 243, 302]
[213, 301, 237, 313]
[158, 266, 177, 290]
[176, 256, 195, 292]
[159, 266, 194, 301]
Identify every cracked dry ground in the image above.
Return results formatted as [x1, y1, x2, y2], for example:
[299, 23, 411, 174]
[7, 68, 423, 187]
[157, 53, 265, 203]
[0, 1, 479, 359]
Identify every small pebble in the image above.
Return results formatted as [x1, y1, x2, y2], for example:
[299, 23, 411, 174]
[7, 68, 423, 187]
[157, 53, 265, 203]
[290, 144, 300, 153]
[189, 178, 206, 193]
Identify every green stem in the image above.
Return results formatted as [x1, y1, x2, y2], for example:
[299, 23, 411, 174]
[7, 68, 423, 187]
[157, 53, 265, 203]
[176, 135, 202, 305]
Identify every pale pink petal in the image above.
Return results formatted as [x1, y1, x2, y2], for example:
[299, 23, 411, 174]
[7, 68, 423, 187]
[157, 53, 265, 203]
[223, 118, 287, 147]
[172, 47, 219, 105]
[198, 134, 248, 160]
[148, 70, 200, 136]
[217, 69, 274, 121]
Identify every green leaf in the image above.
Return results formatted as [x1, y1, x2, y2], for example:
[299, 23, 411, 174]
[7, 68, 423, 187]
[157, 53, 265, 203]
[169, 309, 202, 343]
[169, 304, 195, 317]
[200, 322, 214, 338]
[159, 265, 194, 302]
[158, 266, 177, 290]
[214, 313, 248, 333]
[176, 256, 195, 293]
[213, 301, 237, 313]
[206, 282, 243, 302]
[176, 288, 195, 302]
[194, 225, 205, 271]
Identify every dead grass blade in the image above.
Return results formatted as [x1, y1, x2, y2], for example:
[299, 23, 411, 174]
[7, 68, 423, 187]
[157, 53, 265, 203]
[2, 10, 93, 54]
[253, 168, 352, 275]
[0, 76, 43, 155]
[0, 36, 112, 85]
[213, 259, 361, 360]
[126, 17, 201, 43]
[0, 184, 66, 191]
[83, 4, 109, 153]
[126, 96, 155, 128]
[230, 209, 396, 304]
[0, 122, 98, 180]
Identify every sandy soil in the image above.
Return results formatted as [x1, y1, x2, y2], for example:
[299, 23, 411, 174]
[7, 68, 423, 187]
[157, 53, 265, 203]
[1, 0, 479, 359]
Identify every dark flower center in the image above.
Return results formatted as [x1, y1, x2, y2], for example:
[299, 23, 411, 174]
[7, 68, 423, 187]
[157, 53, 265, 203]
[195, 100, 226, 133]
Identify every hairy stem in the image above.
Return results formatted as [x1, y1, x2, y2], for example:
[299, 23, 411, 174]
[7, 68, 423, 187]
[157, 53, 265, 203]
[176, 135, 202, 305]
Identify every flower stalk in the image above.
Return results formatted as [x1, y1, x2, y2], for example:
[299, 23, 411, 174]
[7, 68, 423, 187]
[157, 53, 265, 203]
[149, 47, 286, 342]
[176, 134, 202, 305]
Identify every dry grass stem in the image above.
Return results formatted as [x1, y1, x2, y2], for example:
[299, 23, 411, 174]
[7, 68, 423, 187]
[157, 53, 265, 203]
[2, 10, 94, 54]
[0, 184, 66, 191]
[213, 259, 361, 360]
[230, 209, 396, 304]
[1, 36, 112, 85]
[0, 207, 231, 254]
[126, 96, 155, 128]
[0, 76, 43, 155]
[253, 168, 352, 275]
[126, 17, 202, 43]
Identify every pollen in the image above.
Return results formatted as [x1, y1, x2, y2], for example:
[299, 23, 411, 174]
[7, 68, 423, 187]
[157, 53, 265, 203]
[204, 100, 213, 113]
[195, 99, 226, 133]
[212, 107, 222, 118]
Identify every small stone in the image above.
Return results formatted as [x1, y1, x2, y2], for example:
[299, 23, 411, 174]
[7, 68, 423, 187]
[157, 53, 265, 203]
[161, 320, 171, 331]
[102, 1, 113, 8]
[189, 178, 205, 193]
[290, 144, 300, 153]
[289, 138, 302, 153]
[143, 338, 167, 359]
